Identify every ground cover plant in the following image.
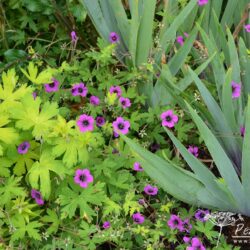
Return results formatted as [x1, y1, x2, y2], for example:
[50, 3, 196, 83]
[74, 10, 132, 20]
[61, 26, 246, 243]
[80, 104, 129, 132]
[0, 0, 249, 249]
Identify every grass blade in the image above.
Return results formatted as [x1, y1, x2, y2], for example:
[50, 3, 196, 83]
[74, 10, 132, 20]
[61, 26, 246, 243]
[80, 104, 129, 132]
[186, 101, 246, 213]
[165, 128, 237, 210]
[155, 0, 197, 63]
[242, 97, 250, 211]
[122, 136, 221, 208]
[168, 27, 198, 76]
[135, 0, 156, 66]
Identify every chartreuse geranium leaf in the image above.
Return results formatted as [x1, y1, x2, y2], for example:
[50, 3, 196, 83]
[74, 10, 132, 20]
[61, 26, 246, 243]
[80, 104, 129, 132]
[51, 116, 104, 167]
[7, 145, 40, 176]
[194, 221, 218, 241]
[103, 197, 122, 216]
[20, 61, 57, 85]
[11, 215, 42, 242]
[0, 68, 32, 111]
[0, 157, 12, 177]
[11, 197, 39, 223]
[41, 209, 60, 235]
[0, 176, 26, 206]
[123, 190, 142, 216]
[28, 151, 66, 199]
[0, 114, 19, 155]
[59, 182, 105, 221]
[10, 94, 58, 139]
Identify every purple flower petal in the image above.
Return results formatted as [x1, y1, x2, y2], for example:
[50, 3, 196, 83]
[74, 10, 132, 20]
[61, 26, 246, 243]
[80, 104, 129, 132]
[198, 0, 208, 6]
[132, 212, 145, 224]
[109, 32, 120, 43]
[90, 96, 100, 106]
[144, 184, 158, 196]
[74, 168, 94, 188]
[109, 86, 122, 97]
[112, 117, 130, 135]
[17, 141, 30, 154]
[44, 78, 60, 93]
[77, 114, 95, 133]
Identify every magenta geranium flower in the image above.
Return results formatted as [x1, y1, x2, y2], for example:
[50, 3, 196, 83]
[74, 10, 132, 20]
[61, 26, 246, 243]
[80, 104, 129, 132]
[71, 84, 79, 96]
[74, 168, 93, 188]
[96, 116, 106, 127]
[240, 126, 245, 137]
[160, 110, 178, 128]
[183, 236, 191, 243]
[138, 199, 145, 205]
[181, 219, 192, 233]
[71, 83, 88, 97]
[187, 237, 206, 250]
[109, 86, 122, 97]
[231, 81, 241, 99]
[144, 184, 158, 196]
[176, 36, 184, 46]
[32, 91, 37, 100]
[112, 117, 130, 135]
[132, 212, 145, 224]
[109, 32, 120, 43]
[119, 97, 131, 109]
[244, 24, 250, 32]
[102, 221, 110, 229]
[113, 131, 120, 138]
[195, 209, 209, 222]
[150, 143, 160, 153]
[76, 114, 95, 133]
[17, 141, 30, 154]
[133, 162, 144, 172]
[90, 96, 100, 106]
[188, 145, 199, 157]
[71, 31, 77, 42]
[198, 0, 208, 6]
[44, 78, 60, 93]
[31, 189, 44, 206]
[167, 214, 183, 231]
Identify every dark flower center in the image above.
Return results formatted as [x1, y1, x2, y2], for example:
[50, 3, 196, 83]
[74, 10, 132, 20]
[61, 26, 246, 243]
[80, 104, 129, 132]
[78, 87, 83, 93]
[121, 101, 126, 105]
[134, 218, 140, 222]
[147, 188, 153, 193]
[49, 82, 55, 87]
[199, 213, 205, 219]
[97, 118, 103, 123]
[21, 145, 27, 150]
[165, 116, 172, 122]
[79, 174, 86, 182]
[173, 219, 179, 225]
[82, 120, 89, 126]
[195, 247, 202, 250]
[118, 123, 124, 129]
[35, 192, 41, 199]
[112, 36, 117, 41]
